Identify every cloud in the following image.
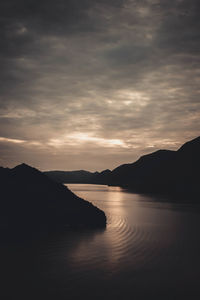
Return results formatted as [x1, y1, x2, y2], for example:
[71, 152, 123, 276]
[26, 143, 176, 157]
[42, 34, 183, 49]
[0, 0, 200, 170]
[0, 137, 25, 144]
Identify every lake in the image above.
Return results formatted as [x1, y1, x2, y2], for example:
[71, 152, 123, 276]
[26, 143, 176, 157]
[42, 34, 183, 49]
[1, 184, 200, 299]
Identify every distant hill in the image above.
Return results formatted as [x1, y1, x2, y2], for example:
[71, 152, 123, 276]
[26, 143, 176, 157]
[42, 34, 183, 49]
[44, 136, 200, 198]
[0, 163, 106, 237]
[44, 169, 112, 184]
[43, 170, 96, 183]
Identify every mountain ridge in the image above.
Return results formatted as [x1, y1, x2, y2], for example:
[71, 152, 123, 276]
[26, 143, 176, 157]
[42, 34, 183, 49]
[0, 163, 106, 238]
[44, 136, 200, 198]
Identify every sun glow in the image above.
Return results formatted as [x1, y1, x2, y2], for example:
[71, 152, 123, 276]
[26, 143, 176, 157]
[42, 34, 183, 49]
[0, 137, 25, 144]
[118, 90, 149, 107]
[48, 133, 126, 148]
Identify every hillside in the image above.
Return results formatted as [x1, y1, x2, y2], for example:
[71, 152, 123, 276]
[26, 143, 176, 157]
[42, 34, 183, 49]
[0, 164, 106, 236]
[43, 170, 95, 183]
[43, 136, 200, 198]
[44, 169, 112, 184]
[109, 136, 200, 196]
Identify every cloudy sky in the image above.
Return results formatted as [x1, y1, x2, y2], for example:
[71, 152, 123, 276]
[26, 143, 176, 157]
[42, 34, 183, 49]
[0, 0, 200, 171]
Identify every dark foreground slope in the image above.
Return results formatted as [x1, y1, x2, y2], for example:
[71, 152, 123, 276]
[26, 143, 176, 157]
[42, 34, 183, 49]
[0, 164, 106, 236]
[110, 136, 200, 197]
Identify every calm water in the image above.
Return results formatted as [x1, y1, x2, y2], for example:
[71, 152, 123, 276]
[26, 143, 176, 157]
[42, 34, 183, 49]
[1, 184, 200, 299]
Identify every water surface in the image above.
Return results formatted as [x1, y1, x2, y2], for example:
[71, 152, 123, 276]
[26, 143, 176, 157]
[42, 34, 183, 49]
[1, 184, 200, 299]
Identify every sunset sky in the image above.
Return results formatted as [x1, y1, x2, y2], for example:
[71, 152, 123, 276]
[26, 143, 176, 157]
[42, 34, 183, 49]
[0, 0, 200, 171]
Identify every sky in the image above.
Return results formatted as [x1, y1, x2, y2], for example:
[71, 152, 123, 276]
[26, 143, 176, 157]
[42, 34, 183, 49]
[0, 0, 200, 171]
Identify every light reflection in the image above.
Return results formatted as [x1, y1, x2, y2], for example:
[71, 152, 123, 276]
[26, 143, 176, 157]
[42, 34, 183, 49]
[107, 186, 124, 206]
[108, 186, 122, 192]
[68, 184, 129, 267]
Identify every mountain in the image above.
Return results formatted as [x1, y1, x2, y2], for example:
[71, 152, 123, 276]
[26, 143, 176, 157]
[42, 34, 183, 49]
[110, 150, 176, 186]
[44, 136, 200, 198]
[43, 170, 95, 183]
[109, 136, 200, 197]
[44, 169, 112, 184]
[0, 163, 106, 236]
[93, 169, 112, 184]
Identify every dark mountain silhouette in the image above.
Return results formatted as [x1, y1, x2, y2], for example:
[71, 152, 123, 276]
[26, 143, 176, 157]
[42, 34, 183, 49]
[109, 136, 200, 197]
[110, 150, 176, 186]
[0, 163, 106, 237]
[44, 136, 200, 198]
[43, 170, 95, 183]
[44, 169, 112, 184]
[93, 169, 112, 184]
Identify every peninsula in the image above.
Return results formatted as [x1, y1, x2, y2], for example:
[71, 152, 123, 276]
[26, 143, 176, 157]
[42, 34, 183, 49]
[0, 163, 106, 237]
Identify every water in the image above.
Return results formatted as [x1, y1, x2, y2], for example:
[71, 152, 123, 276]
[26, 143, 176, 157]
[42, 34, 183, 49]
[1, 184, 200, 299]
